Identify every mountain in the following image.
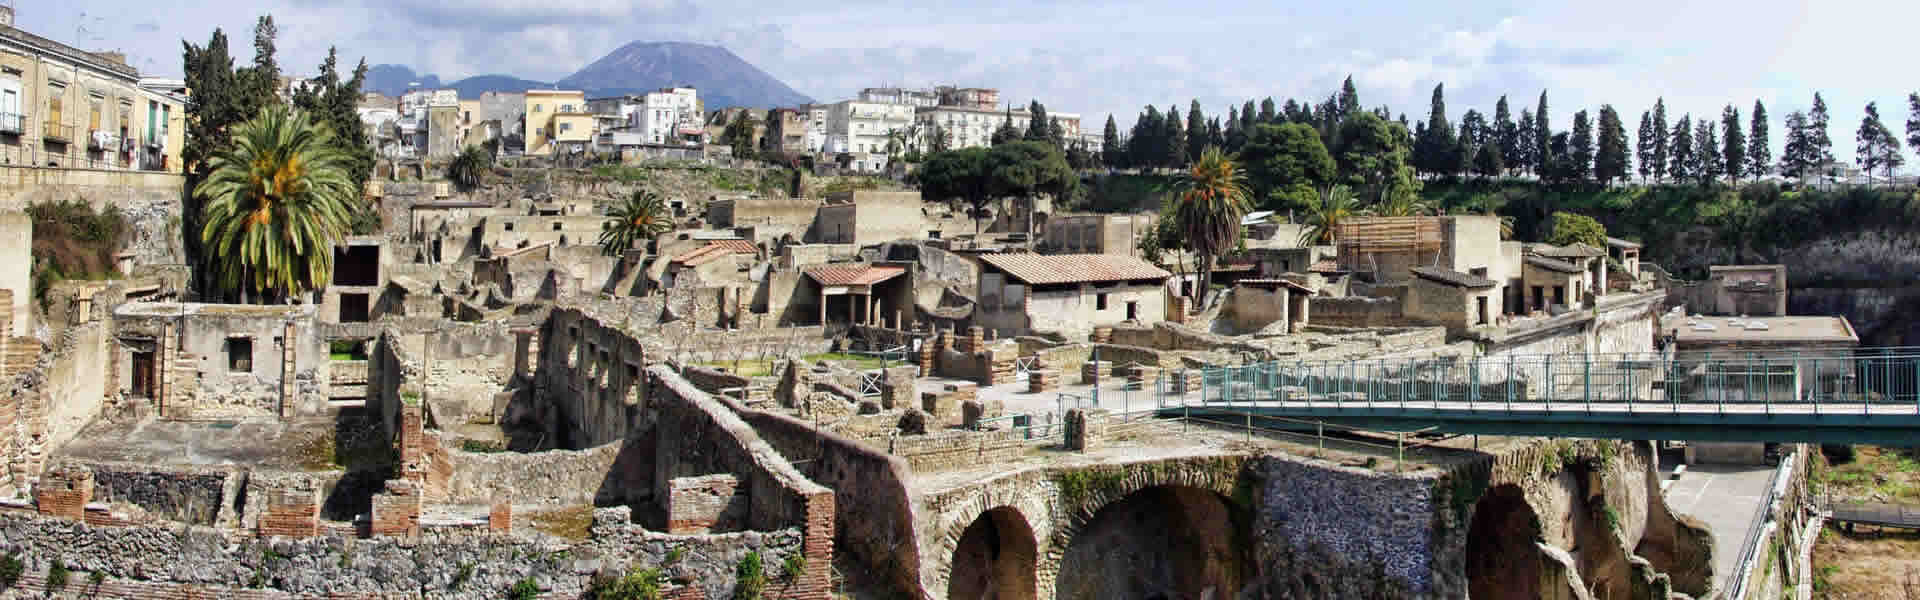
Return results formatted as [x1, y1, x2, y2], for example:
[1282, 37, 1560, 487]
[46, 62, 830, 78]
[363, 65, 440, 96]
[447, 75, 553, 98]
[557, 41, 813, 109]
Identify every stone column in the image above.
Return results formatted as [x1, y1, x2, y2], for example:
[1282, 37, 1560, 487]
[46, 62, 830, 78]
[1064, 408, 1109, 452]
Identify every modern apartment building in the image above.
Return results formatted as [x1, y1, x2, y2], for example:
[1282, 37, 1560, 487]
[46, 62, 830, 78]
[0, 6, 185, 172]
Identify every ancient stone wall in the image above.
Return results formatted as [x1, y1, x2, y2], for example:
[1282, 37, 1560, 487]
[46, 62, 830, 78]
[533, 307, 653, 449]
[1310, 291, 1407, 328]
[429, 433, 643, 507]
[1244, 453, 1440, 598]
[0, 166, 186, 267]
[81, 461, 241, 526]
[877, 429, 1026, 471]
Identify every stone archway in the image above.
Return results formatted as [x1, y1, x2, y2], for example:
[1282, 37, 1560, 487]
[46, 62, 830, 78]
[1051, 485, 1250, 600]
[1467, 484, 1544, 600]
[948, 507, 1039, 600]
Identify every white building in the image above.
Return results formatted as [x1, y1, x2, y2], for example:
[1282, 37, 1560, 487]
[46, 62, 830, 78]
[858, 87, 939, 108]
[913, 106, 1083, 151]
[590, 87, 704, 147]
[802, 105, 829, 153]
[825, 100, 914, 172]
[400, 89, 458, 115]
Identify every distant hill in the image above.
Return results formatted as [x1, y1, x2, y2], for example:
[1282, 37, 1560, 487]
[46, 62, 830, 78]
[557, 41, 813, 109]
[360, 43, 812, 108]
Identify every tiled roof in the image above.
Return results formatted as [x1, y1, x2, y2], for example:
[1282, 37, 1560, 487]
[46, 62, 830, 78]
[1410, 266, 1498, 289]
[979, 253, 1171, 285]
[673, 240, 757, 266]
[805, 264, 906, 286]
[1605, 237, 1642, 249]
[1525, 255, 1584, 274]
[1308, 259, 1344, 273]
[1534, 243, 1605, 258]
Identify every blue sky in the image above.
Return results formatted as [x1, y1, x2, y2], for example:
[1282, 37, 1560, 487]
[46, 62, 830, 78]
[17, 0, 1919, 168]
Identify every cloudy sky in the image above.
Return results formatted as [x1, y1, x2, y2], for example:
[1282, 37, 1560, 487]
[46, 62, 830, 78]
[17, 0, 1919, 165]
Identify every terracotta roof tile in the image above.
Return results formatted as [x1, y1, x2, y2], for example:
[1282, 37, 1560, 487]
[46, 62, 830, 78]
[979, 253, 1171, 285]
[673, 240, 757, 267]
[805, 264, 907, 286]
[1308, 259, 1344, 273]
[1525, 255, 1584, 274]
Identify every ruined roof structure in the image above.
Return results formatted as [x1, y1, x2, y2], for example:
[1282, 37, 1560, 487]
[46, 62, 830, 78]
[804, 263, 906, 286]
[1524, 255, 1585, 274]
[671, 239, 759, 267]
[1533, 242, 1606, 259]
[977, 253, 1170, 285]
[1410, 266, 1498, 289]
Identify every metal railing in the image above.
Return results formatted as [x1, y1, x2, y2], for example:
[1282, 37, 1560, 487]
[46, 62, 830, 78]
[1725, 448, 1796, 600]
[0, 112, 21, 135]
[41, 121, 74, 143]
[1153, 347, 1920, 415]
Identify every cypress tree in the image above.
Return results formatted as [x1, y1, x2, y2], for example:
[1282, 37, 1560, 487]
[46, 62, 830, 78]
[1747, 100, 1771, 182]
[1668, 115, 1693, 183]
[1534, 91, 1551, 176]
[1259, 98, 1277, 123]
[1908, 94, 1920, 160]
[1720, 105, 1746, 183]
[1636, 111, 1655, 182]
[1130, 106, 1162, 168]
[1515, 109, 1537, 175]
[1025, 101, 1051, 142]
[1570, 109, 1594, 183]
[1694, 119, 1721, 184]
[1414, 84, 1456, 177]
[1242, 100, 1258, 131]
[1494, 95, 1517, 175]
[1595, 105, 1630, 185]
[1207, 118, 1223, 155]
[1779, 110, 1812, 181]
[1338, 76, 1360, 118]
[1650, 98, 1669, 184]
[1809, 93, 1834, 166]
[1187, 100, 1208, 160]
[1165, 106, 1187, 167]
[1101, 115, 1123, 169]
[1857, 101, 1905, 184]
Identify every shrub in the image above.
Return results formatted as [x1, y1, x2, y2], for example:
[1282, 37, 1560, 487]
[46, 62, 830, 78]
[587, 566, 664, 600]
[48, 562, 70, 591]
[0, 553, 21, 588]
[782, 553, 806, 580]
[507, 577, 540, 600]
[735, 552, 766, 599]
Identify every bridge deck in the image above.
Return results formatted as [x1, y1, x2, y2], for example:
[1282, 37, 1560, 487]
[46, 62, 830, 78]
[1830, 502, 1920, 530]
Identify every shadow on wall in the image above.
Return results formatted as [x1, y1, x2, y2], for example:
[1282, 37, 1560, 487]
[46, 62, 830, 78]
[1052, 485, 1252, 600]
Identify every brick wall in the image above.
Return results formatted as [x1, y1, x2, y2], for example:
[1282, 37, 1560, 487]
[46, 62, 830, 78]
[258, 479, 321, 538]
[665, 474, 745, 534]
[881, 429, 1026, 471]
[369, 480, 422, 538]
[33, 464, 92, 520]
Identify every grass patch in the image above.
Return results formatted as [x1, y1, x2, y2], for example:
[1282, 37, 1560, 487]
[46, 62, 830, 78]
[47, 562, 69, 591]
[591, 165, 652, 183]
[508, 577, 540, 600]
[1820, 445, 1920, 502]
[459, 439, 507, 453]
[526, 505, 594, 540]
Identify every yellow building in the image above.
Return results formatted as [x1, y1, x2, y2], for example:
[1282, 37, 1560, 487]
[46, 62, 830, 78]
[0, 6, 186, 172]
[523, 89, 587, 156]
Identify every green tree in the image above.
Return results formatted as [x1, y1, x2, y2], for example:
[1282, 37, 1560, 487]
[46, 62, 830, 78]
[1241, 100, 1258, 131]
[1169, 147, 1252, 290]
[1238, 123, 1336, 211]
[1595, 105, 1630, 185]
[1779, 110, 1814, 181]
[722, 112, 757, 159]
[1667, 115, 1694, 182]
[1534, 90, 1551, 175]
[1024, 101, 1051, 143]
[290, 47, 374, 197]
[1546, 211, 1606, 248]
[1297, 184, 1359, 247]
[1129, 106, 1162, 169]
[1338, 76, 1360, 119]
[1569, 109, 1593, 183]
[1693, 118, 1721, 184]
[1909, 93, 1920, 157]
[986, 141, 1077, 202]
[196, 105, 360, 302]
[1186, 100, 1208, 161]
[917, 147, 992, 232]
[1649, 98, 1669, 183]
[1721, 105, 1746, 183]
[1333, 112, 1420, 208]
[1515, 109, 1537, 175]
[1101, 115, 1123, 169]
[1856, 101, 1905, 184]
[1635, 110, 1655, 182]
[1494, 95, 1517, 174]
[1472, 142, 1504, 180]
[1164, 106, 1187, 167]
[447, 145, 491, 190]
[599, 190, 673, 256]
[991, 108, 1020, 146]
[1412, 84, 1457, 177]
[1259, 98, 1277, 123]
[1809, 92, 1834, 166]
[1747, 100, 1771, 182]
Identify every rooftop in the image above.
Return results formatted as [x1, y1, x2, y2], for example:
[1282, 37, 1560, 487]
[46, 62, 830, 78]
[115, 302, 315, 319]
[1533, 243, 1606, 259]
[1605, 237, 1643, 250]
[673, 240, 758, 267]
[805, 264, 907, 286]
[1672, 316, 1859, 345]
[979, 253, 1170, 285]
[1410, 266, 1498, 289]
[1525, 255, 1585, 274]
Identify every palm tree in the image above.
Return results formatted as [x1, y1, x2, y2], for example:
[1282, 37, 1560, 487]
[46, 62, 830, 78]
[1170, 146, 1252, 293]
[1367, 184, 1433, 217]
[197, 105, 360, 303]
[1298, 184, 1359, 247]
[600, 190, 673, 256]
[448, 145, 491, 190]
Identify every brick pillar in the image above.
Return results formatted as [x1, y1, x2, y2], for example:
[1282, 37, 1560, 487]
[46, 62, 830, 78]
[398, 403, 426, 484]
[34, 464, 92, 520]
[260, 478, 322, 538]
[962, 400, 985, 430]
[1064, 408, 1109, 452]
[795, 491, 837, 599]
[370, 480, 422, 538]
[279, 321, 296, 418]
[488, 496, 513, 533]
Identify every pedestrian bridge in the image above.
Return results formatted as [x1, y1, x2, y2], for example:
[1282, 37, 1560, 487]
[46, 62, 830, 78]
[1143, 347, 1920, 445]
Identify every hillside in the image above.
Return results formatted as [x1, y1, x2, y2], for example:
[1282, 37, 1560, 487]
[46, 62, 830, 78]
[557, 41, 813, 109]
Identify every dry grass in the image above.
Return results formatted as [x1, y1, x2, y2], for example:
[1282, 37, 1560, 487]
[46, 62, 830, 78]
[1813, 446, 1920, 599]
[526, 505, 594, 540]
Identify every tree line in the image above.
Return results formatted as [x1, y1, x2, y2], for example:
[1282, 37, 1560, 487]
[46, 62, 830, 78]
[1101, 80, 1920, 211]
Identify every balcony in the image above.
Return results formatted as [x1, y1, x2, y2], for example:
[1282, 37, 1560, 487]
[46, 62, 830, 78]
[87, 130, 118, 151]
[42, 121, 74, 144]
[0, 113, 20, 135]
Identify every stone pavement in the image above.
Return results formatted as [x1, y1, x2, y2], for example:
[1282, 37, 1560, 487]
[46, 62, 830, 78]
[1663, 461, 1780, 592]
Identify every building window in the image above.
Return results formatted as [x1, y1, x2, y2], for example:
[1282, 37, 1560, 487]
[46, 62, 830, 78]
[1476, 296, 1489, 325]
[1126, 301, 1140, 320]
[1096, 293, 1109, 311]
[560, 122, 571, 133]
[504, 221, 515, 232]
[340, 293, 371, 323]
[553, 222, 563, 231]
[226, 337, 253, 372]
[534, 104, 543, 113]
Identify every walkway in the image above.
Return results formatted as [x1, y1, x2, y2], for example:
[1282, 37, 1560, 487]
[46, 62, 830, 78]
[1829, 501, 1920, 530]
[1663, 463, 1780, 592]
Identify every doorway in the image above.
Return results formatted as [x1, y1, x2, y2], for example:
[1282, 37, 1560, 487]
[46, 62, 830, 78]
[131, 350, 156, 399]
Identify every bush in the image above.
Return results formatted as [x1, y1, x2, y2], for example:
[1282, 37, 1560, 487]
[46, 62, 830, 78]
[507, 577, 540, 600]
[735, 552, 766, 599]
[586, 566, 664, 600]
[1546, 211, 1607, 248]
[782, 553, 806, 580]
[48, 562, 69, 591]
[0, 552, 21, 588]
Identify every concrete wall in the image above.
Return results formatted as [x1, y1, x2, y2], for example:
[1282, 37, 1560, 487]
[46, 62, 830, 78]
[475, 215, 615, 251]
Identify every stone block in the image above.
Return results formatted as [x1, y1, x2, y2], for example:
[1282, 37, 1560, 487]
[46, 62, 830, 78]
[34, 464, 92, 520]
[897, 409, 930, 435]
[1064, 408, 1109, 452]
[1081, 360, 1111, 385]
[1029, 369, 1059, 393]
